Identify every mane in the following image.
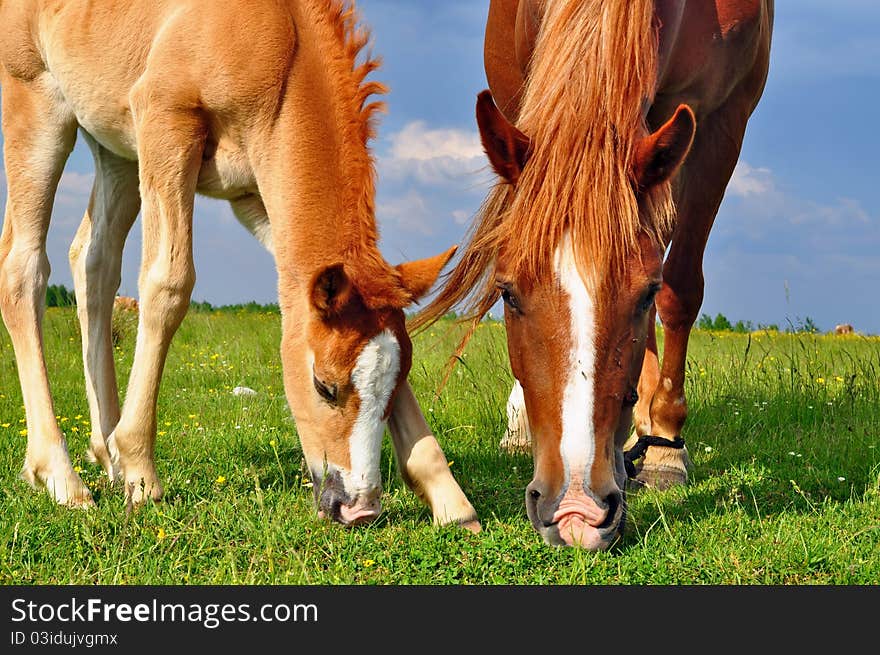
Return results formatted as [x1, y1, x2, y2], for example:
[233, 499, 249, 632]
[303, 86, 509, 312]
[308, 0, 411, 309]
[412, 0, 674, 335]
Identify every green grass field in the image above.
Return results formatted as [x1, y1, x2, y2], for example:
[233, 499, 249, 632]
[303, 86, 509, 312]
[1, 307, 878, 584]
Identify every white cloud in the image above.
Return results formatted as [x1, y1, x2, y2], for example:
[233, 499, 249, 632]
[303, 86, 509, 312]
[452, 209, 471, 225]
[389, 121, 483, 161]
[378, 121, 490, 186]
[728, 161, 775, 197]
[376, 189, 435, 236]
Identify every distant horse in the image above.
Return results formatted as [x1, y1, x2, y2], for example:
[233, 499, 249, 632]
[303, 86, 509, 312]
[0, 0, 479, 530]
[834, 324, 854, 335]
[416, 0, 773, 548]
[113, 296, 139, 314]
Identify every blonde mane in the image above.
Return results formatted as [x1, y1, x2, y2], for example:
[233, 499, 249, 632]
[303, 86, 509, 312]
[413, 0, 674, 334]
[309, 0, 413, 308]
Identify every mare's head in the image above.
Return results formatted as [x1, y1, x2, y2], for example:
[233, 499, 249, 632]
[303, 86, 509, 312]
[474, 89, 695, 548]
[283, 247, 456, 526]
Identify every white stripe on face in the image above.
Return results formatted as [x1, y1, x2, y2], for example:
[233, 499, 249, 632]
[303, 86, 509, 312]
[555, 236, 598, 490]
[344, 329, 401, 498]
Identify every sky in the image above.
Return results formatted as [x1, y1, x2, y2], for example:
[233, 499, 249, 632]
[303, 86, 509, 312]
[0, 0, 878, 335]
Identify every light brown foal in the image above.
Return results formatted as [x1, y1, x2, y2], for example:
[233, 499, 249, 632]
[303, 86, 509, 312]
[0, 0, 479, 530]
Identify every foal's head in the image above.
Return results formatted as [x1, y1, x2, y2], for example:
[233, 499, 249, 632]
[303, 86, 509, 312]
[476, 90, 695, 548]
[283, 248, 455, 526]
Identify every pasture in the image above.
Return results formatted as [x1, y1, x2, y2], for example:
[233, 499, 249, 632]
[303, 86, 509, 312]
[0, 307, 878, 584]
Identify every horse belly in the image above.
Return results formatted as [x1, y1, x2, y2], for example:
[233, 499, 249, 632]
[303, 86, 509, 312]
[196, 144, 257, 200]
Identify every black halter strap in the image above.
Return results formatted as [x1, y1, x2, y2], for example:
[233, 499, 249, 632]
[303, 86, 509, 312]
[623, 435, 686, 478]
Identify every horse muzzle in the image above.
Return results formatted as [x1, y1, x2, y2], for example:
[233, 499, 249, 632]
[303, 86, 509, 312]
[527, 482, 625, 549]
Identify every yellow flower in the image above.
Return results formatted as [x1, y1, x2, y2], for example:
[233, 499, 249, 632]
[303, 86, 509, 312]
[816, 377, 825, 384]
[269, 439, 277, 448]
[1, 423, 10, 428]
[188, 414, 197, 419]
[157, 528, 167, 541]
[215, 475, 226, 485]
[363, 559, 375, 567]
[19, 428, 27, 436]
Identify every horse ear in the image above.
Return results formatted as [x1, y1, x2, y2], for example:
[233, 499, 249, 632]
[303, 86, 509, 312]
[476, 89, 531, 184]
[310, 263, 353, 318]
[633, 104, 696, 190]
[396, 245, 458, 303]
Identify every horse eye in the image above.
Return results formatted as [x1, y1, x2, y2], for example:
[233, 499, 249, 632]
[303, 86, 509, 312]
[638, 283, 662, 314]
[313, 375, 338, 404]
[498, 284, 521, 312]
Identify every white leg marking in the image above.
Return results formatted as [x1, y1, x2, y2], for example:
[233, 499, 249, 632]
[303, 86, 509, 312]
[345, 330, 401, 498]
[555, 236, 598, 489]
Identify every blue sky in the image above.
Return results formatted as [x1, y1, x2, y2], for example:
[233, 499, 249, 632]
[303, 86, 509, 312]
[1, 0, 878, 334]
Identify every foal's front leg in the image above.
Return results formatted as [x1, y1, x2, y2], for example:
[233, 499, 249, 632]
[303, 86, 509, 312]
[108, 103, 204, 507]
[0, 73, 90, 506]
[69, 134, 141, 482]
[387, 381, 481, 531]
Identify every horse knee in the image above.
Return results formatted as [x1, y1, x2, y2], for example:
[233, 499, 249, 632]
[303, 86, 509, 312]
[0, 245, 50, 320]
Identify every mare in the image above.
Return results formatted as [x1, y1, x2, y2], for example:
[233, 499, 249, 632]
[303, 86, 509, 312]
[415, 0, 773, 548]
[0, 0, 479, 530]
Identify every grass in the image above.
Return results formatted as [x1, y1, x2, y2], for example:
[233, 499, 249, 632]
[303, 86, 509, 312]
[0, 308, 878, 584]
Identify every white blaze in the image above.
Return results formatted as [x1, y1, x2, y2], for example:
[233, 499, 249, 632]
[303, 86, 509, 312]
[555, 237, 598, 490]
[345, 329, 401, 497]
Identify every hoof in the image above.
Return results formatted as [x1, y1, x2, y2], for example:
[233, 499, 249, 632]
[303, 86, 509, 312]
[123, 475, 163, 511]
[499, 438, 530, 454]
[86, 444, 122, 483]
[634, 463, 688, 490]
[458, 519, 482, 534]
[20, 463, 95, 508]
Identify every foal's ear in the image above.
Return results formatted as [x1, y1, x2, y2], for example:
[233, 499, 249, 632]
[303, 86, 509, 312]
[476, 89, 531, 184]
[396, 245, 458, 303]
[633, 104, 696, 190]
[310, 263, 353, 319]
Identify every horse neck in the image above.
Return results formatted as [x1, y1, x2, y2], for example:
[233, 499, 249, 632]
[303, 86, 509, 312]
[256, 3, 382, 286]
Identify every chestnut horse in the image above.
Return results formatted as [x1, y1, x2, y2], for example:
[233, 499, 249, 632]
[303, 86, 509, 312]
[416, 0, 773, 548]
[0, 0, 479, 530]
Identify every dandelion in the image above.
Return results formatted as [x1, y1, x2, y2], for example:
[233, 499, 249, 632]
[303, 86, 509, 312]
[363, 559, 375, 568]
[215, 475, 227, 485]
[19, 428, 27, 436]
[1, 423, 10, 428]
[188, 414, 197, 419]
[816, 377, 825, 384]
[269, 439, 277, 448]
[74, 465, 83, 473]
[157, 528, 167, 541]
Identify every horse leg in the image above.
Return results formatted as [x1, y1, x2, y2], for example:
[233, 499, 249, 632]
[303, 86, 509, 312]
[0, 72, 90, 505]
[108, 98, 204, 507]
[500, 379, 531, 452]
[69, 133, 141, 481]
[387, 381, 480, 531]
[632, 305, 660, 441]
[638, 106, 751, 489]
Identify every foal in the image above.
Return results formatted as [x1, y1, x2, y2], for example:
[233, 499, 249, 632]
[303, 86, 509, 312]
[0, 0, 479, 530]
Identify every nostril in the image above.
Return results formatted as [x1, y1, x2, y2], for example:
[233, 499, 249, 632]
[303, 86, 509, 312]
[596, 492, 621, 530]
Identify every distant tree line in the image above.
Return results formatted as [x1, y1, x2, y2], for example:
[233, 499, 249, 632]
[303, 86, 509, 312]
[696, 312, 820, 334]
[43, 284, 826, 331]
[46, 284, 76, 307]
[44, 284, 279, 313]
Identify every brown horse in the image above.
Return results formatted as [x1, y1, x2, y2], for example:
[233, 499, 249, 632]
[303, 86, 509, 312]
[0, 0, 479, 531]
[416, 0, 773, 548]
